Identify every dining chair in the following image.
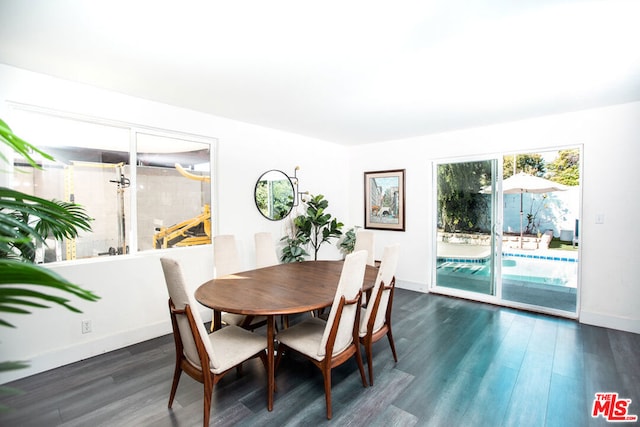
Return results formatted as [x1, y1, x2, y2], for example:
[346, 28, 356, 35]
[352, 230, 376, 308]
[353, 230, 376, 267]
[213, 234, 266, 331]
[254, 231, 279, 268]
[275, 250, 369, 419]
[214, 234, 242, 276]
[159, 257, 268, 427]
[359, 243, 400, 386]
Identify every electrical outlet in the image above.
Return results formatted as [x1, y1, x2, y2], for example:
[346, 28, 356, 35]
[81, 320, 92, 334]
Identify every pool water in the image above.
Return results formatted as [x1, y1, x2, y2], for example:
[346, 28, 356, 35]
[437, 256, 578, 288]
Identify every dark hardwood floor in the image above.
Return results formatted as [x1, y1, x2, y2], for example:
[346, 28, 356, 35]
[1, 289, 638, 426]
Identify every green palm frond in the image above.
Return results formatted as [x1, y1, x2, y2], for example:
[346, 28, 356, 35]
[0, 117, 101, 392]
[0, 258, 100, 328]
[0, 187, 93, 261]
[0, 361, 27, 412]
[0, 118, 53, 169]
[0, 188, 92, 237]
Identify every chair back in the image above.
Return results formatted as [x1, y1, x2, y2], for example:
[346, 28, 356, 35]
[214, 235, 241, 277]
[353, 230, 375, 266]
[255, 232, 279, 268]
[160, 257, 220, 370]
[318, 250, 367, 358]
[360, 244, 400, 335]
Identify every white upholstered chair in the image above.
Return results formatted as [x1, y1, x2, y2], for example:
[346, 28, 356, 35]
[213, 234, 241, 277]
[254, 232, 279, 268]
[160, 257, 267, 427]
[213, 235, 266, 331]
[359, 243, 400, 386]
[353, 230, 376, 267]
[275, 250, 369, 419]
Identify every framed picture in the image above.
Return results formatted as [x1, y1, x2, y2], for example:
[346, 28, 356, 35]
[364, 169, 405, 231]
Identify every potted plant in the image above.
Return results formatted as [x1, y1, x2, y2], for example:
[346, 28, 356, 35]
[281, 194, 343, 262]
[339, 226, 360, 257]
[0, 118, 99, 398]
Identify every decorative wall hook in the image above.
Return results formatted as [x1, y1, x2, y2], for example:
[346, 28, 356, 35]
[289, 166, 309, 206]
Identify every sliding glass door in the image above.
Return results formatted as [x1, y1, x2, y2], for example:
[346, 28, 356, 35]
[433, 149, 580, 316]
[435, 158, 497, 297]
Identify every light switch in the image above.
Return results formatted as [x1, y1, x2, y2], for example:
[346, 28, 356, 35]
[595, 213, 605, 224]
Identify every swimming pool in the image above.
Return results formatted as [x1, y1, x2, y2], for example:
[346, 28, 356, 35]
[437, 253, 578, 289]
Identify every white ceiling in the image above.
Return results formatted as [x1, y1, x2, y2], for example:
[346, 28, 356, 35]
[1, 0, 639, 144]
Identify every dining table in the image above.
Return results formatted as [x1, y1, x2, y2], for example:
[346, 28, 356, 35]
[194, 260, 378, 411]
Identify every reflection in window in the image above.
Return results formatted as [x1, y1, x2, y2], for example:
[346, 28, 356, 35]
[8, 108, 213, 263]
[137, 133, 211, 251]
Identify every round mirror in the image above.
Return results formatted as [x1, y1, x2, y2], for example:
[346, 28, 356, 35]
[254, 170, 295, 221]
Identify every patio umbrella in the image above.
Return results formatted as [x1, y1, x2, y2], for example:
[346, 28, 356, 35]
[486, 172, 569, 248]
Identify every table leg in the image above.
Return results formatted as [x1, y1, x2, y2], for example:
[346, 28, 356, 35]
[267, 314, 275, 411]
[213, 310, 222, 331]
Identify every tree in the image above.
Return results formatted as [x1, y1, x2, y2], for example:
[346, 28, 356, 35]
[437, 161, 492, 233]
[503, 153, 546, 179]
[547, 148, 580, 186]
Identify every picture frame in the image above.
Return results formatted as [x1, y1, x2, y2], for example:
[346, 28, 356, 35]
[364, 169, 405, 231]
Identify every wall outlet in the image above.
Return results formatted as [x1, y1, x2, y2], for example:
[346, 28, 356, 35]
[81, 320, 92, 334]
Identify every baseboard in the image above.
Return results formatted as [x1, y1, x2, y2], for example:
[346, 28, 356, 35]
[579, 310, 640, 334]
[389, 281, 639, 335]
[396, 279, 429, 293]
[0, 321, 172, 385]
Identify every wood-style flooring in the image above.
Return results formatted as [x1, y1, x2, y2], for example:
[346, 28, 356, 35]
[1, 289, 638, 426]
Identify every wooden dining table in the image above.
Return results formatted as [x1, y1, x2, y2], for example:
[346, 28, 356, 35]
[194, 260, 378, 411]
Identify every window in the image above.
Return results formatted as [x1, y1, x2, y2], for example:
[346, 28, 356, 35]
[8, 107, 214, 263]
[136, 132, 211, 251]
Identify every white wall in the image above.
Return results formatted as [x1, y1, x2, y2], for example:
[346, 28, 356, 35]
[0, 64, 348, 383]
[347, 102, 640, 334]
[1, 63, 638, 384]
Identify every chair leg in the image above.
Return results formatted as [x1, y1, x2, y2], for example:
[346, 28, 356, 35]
[387, 327, 398, 362]
[354, 342, 368, 388]
[364, 340, 374, 386]
[168, 362, 182, 408]
[275, 341, 290, 372]
[258, 350, 276, 393]
[203, 375, 213, 427]
[322, 365, 333, 419]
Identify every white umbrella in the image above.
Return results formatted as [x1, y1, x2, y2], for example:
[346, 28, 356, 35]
[485, 172, 568, 248]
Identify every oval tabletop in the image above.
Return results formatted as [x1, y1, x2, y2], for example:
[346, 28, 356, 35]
[195, 260, 378, 316]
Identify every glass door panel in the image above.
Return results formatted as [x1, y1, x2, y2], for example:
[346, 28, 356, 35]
[435, 159, 496, 296]
[500, 149, 580, 313]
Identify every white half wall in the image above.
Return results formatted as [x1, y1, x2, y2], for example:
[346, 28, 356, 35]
[0, 246, 212, 384]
